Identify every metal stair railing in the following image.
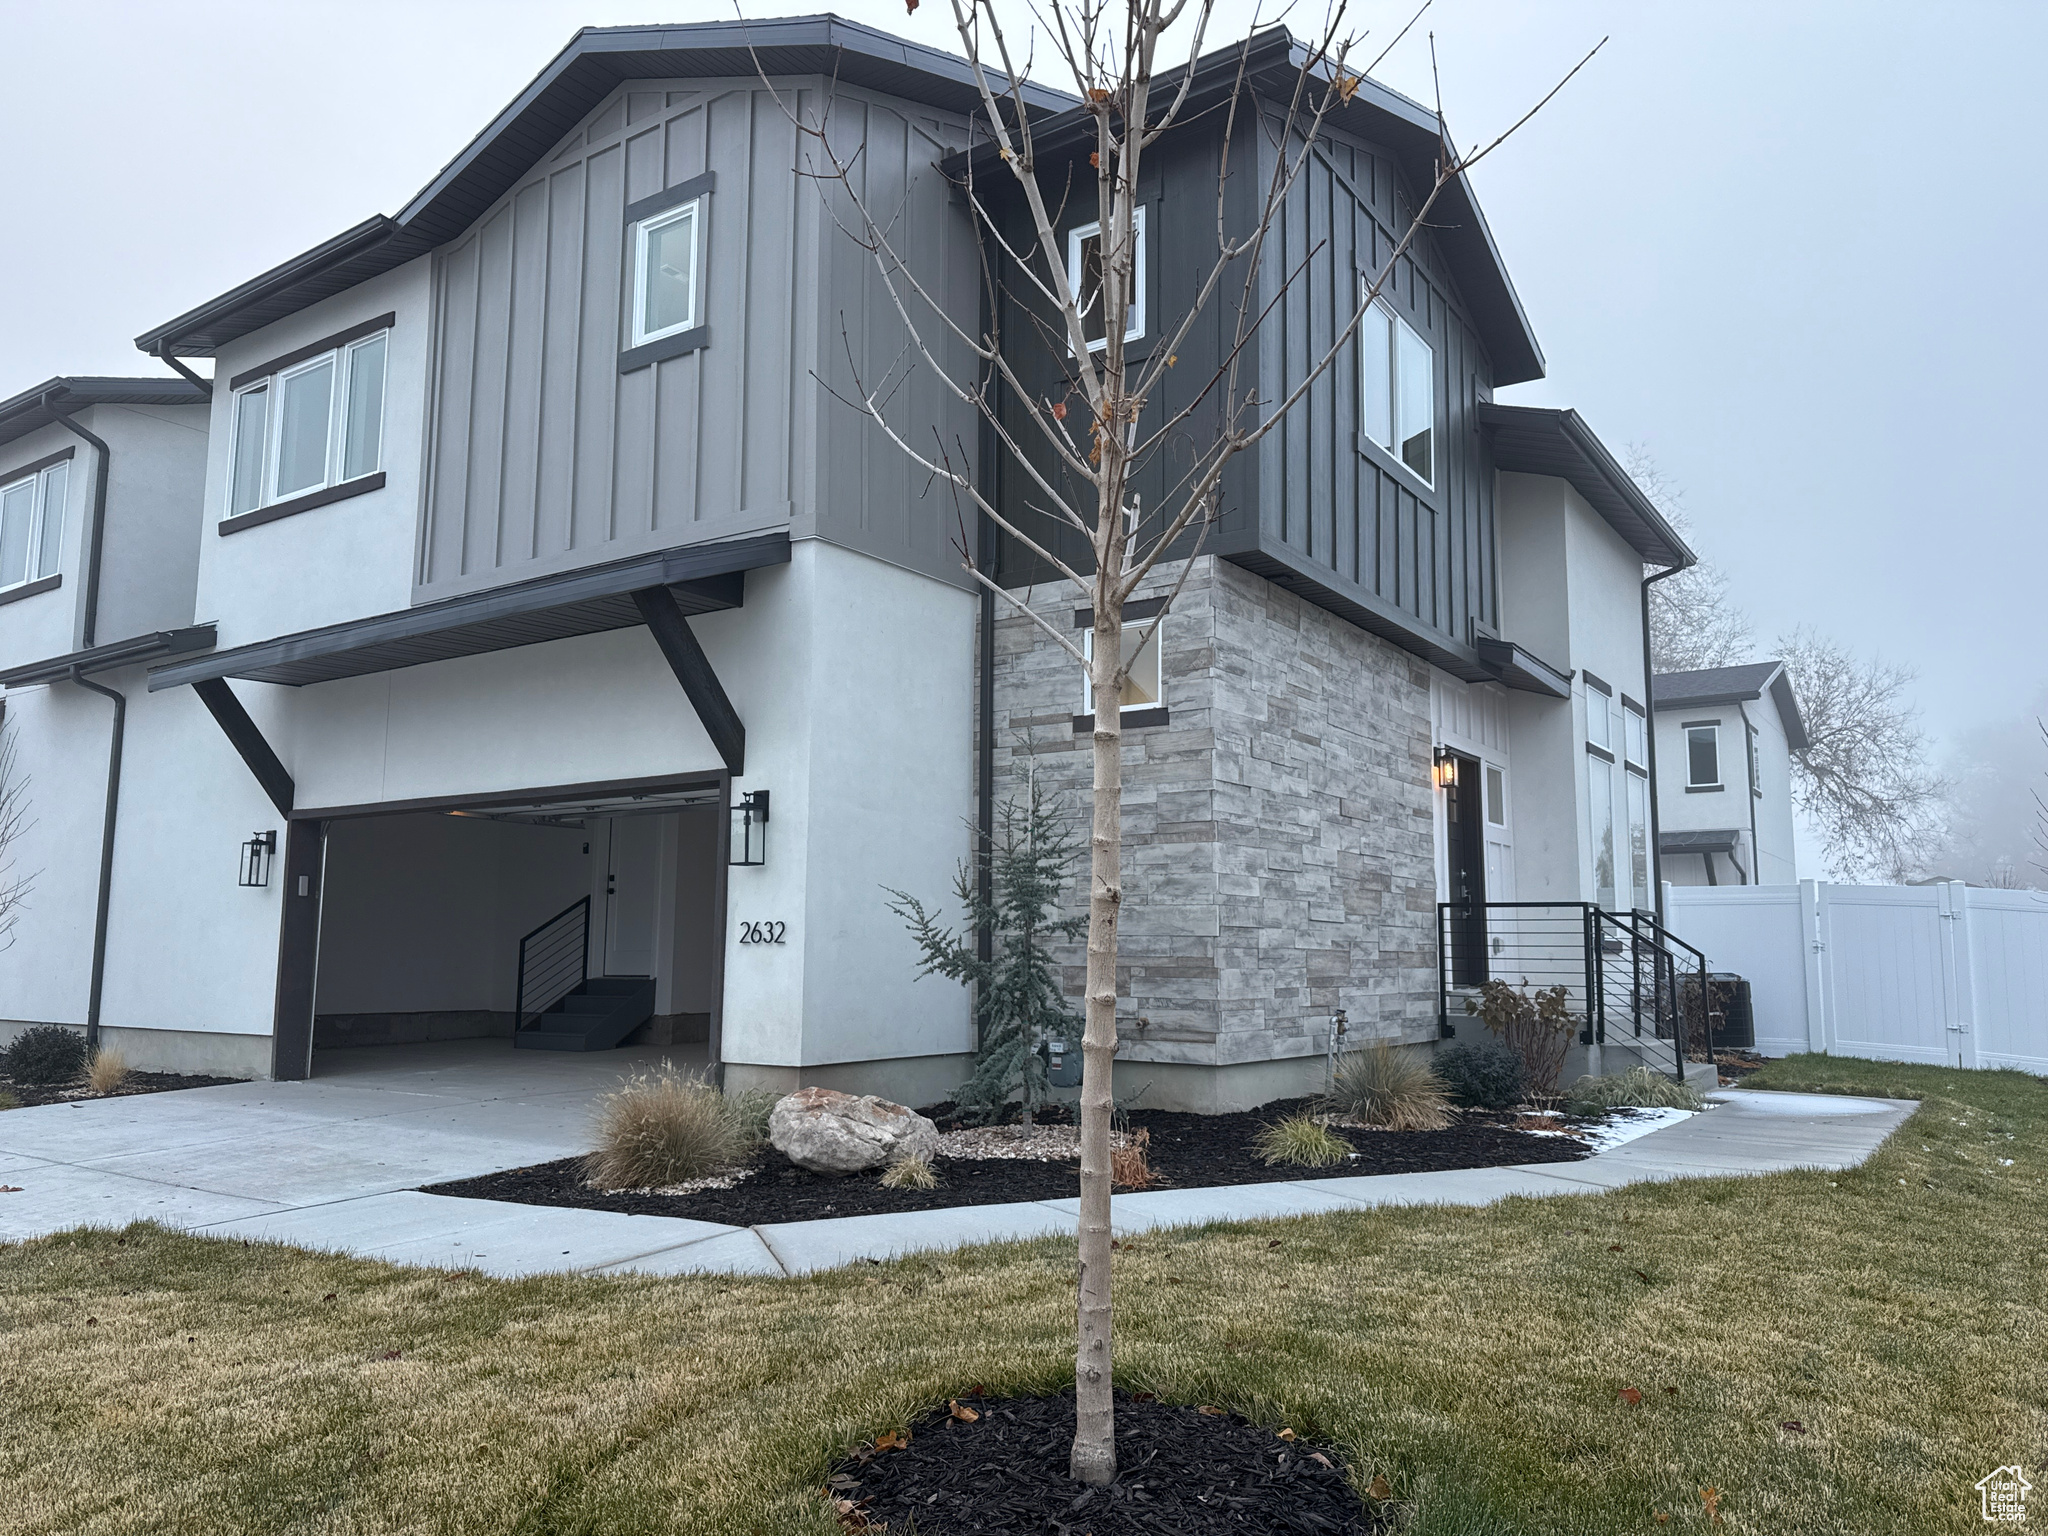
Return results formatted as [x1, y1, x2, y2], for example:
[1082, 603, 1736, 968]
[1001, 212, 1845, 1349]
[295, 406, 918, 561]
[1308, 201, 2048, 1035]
[514, 896, 590, 1035]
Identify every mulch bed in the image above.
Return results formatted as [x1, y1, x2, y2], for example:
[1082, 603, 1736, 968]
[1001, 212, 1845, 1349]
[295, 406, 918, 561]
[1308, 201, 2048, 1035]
[827, 1389, 1384, 1533]
[0, 1069, 244, 1109]
[422, 1098, 1589, 1227]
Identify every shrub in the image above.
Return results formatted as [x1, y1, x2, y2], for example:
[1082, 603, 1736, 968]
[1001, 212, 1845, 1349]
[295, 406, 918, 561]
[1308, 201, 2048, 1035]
[0, 1089, 16, 1111]
[1328, 1042, 1454, 1131]
[87, 1048, 132, 1095]
[585, 1065, 754, 1189]
[1463, 979, 1577, 1094]
[4, 1025, 87, 1086]
[1563, 1067, 1705, 1115]
[1110, 1128, 1158, 1188]
[1433, 1040, 1527, 1110]
[879, 1153, 939, 1190]
[1254, 1115, 1352, 1168]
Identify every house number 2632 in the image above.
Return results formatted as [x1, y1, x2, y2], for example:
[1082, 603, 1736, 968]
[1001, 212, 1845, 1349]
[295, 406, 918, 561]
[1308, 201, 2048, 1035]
[739, 921, 787, 945]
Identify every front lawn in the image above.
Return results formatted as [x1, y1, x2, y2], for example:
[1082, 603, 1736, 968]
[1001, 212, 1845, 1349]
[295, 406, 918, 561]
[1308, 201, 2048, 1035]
[2, 1057, 2041, 1535]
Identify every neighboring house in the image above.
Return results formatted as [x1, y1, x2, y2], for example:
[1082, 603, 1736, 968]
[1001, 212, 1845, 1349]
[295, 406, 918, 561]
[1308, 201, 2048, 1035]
[0, 17, 1699, 1105]
[1652, 661, 1806, 886]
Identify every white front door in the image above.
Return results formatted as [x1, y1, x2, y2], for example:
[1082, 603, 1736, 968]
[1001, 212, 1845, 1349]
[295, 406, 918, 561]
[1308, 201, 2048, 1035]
[601, 816, 662, 977]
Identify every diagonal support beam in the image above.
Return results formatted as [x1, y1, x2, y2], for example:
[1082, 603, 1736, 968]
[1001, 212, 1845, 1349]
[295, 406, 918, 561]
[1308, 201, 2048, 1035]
[632, 586, 745, 776]
[192, 677, 294, 817]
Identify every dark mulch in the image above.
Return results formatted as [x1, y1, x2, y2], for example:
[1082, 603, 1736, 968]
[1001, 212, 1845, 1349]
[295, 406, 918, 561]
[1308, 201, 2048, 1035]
[828, 1390, 1384, 1534]
[0, 1069, 244, 1109]
[422, 1098, 1588, 1227]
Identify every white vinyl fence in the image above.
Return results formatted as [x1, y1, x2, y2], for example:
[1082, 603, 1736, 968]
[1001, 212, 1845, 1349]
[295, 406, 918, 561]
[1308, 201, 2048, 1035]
[1665, 881, 2048, 1073]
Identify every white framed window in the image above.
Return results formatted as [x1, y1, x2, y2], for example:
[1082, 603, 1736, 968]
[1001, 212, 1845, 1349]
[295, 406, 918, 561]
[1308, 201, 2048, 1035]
[1067, 206, 1147, 351]
[1359, 290, 1435, 486]
[225, 331, 387, 518]
[1485, 763, 1507, 827]
[1079, 619, 1163, 714]
[0, 459, 68, 589]
[1623, 700, 1648, 770]
[1686, 724, 1722, 788]
[1748, 725, 1763, 797]
[631, 199, 702, 348]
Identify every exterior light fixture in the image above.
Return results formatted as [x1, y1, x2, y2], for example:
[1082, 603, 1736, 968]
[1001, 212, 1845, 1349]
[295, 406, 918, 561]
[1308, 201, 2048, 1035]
[239, 830, 277, 888]
[1432, 747, 1458, 790]
[730, 790, 769, 867]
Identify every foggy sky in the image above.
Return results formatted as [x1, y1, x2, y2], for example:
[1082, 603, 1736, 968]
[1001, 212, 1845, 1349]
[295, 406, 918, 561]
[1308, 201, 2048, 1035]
[2, 0, 2041, 779]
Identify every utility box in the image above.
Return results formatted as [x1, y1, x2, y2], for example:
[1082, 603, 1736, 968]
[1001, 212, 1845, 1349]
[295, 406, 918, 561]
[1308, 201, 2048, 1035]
[1043, 1037, 1082, 1088]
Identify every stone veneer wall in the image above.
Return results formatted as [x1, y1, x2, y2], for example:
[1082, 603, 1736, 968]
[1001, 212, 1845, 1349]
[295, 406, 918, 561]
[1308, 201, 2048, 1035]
[988, 556, 1439, 1082]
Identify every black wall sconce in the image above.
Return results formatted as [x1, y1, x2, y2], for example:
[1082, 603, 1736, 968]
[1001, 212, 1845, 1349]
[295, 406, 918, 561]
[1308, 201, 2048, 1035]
[1432, 746, 1459, 790]
[240, 830, 277, 887]
[730, 790, 769, 867]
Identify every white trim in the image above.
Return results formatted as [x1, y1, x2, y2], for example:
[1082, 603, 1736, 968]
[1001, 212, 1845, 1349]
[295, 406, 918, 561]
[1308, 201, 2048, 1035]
[0, 459, 67, 592]
[1357, 289, 1436, 490]
[629, 199, 702, 349]
[222, 335, 386, 520]
[1079, 616, 1164, 714]
[1066, 206, 1147, 352]
[1686, 723, 1722, 789]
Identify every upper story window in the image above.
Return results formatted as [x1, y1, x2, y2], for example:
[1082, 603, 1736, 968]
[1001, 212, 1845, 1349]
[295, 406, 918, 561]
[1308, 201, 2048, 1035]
[0, 458, 68, 589]
[226, 327, 387, 519]
[1360, 293, 1435, 486]
[1623, 699, 1648, 771]
[1068, 207, 1147, 351]
[1748, 725, 1763, 796]
[1686, 724, 1722, 788]
[1079, 618, 1163, 714]
[631, 199, 701, 348]
[1584, 674, 1615, 755]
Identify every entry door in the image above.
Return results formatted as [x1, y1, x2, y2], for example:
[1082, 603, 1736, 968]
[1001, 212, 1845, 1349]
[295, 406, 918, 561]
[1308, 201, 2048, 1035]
[1445, 753, 1489, 986]
[602, 816, 662, 977]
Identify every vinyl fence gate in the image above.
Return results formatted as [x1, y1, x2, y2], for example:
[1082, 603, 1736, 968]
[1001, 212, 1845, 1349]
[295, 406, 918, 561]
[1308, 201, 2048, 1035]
[1664, 880, 2048, 1073]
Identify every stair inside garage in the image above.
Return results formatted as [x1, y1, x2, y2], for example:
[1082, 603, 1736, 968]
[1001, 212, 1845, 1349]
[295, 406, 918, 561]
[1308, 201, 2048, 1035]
[515, 977, 656, 1052]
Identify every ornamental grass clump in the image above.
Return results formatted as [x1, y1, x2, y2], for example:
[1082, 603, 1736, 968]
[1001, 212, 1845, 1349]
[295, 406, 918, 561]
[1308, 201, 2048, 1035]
[3, 1025, 87, 1087]
[586, 1065, 755, 1190]
[1563, 1066, 1706, 1115]
[1328, 1042, 1454, 1131]
[1254, 1115, 1351, 1169]
[878, 1153, 939, 1191]
[86, 1048, 132, 1095]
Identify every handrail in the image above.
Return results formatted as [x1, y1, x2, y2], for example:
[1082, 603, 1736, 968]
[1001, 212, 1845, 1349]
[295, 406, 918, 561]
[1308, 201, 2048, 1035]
[514, 896, 590, 1034]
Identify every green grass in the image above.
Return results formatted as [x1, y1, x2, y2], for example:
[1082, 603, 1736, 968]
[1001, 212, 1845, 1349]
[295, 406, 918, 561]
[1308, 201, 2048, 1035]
[2, 1056, 2043, 1534]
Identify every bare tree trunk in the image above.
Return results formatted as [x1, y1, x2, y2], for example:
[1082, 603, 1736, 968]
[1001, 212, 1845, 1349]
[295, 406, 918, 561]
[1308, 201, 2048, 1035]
[1073, 607, 1123, 1484]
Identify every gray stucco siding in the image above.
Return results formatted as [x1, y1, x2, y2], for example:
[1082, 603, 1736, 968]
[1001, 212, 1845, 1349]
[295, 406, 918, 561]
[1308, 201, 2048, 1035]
[419, 76, 978, 602]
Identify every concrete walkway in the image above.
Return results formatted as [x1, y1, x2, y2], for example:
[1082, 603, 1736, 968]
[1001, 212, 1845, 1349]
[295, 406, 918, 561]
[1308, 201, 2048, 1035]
[0, 1042, 1916, 1279]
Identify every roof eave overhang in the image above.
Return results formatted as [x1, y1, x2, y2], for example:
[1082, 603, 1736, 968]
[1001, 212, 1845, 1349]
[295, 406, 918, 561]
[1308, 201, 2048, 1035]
[1480, 402, 1695, 567]
[1474, 635, 1572, 699]
[0, 625, 217, 690]
[0, 377, 211, 450]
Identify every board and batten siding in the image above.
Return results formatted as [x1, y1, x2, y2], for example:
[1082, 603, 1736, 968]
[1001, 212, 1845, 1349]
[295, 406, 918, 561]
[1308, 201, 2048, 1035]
[419, 77, 978, 602]
[1255, 122, 1499, 655]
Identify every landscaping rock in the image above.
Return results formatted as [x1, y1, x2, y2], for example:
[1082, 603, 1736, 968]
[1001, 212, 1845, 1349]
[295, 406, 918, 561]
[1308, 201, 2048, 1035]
[768, 1088, 939, 1174]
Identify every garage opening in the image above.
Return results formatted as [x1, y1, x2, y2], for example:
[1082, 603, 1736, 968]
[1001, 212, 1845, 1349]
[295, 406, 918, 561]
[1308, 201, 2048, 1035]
[303, 780, 726, 1075]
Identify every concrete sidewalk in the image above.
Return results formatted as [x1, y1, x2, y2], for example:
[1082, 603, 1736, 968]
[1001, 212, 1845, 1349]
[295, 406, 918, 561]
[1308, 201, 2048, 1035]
[0, 1047, 1916, 1279]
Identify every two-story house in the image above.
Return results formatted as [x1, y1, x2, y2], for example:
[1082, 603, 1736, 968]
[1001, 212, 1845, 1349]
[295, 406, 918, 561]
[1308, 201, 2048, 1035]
[1652, 661, 1806, 886]
[0, 16, 1699, 1106]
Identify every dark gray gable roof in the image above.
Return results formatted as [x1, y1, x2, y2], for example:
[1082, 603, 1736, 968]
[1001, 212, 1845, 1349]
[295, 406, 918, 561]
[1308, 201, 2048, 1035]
[1653, 660, 1810, 750]
[1478, 403, 1693, 566]
[0, 376, 208, 453]
[946, 25, 1545, 386]
[137, 15, 1075, 359]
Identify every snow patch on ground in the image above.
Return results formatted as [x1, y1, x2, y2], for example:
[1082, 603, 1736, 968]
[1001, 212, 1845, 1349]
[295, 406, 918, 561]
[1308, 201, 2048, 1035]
[1577, 1105, 1700, 1152]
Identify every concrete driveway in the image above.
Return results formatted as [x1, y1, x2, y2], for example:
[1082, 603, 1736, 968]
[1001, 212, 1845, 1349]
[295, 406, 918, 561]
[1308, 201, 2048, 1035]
[0, 1039, 692, 1243]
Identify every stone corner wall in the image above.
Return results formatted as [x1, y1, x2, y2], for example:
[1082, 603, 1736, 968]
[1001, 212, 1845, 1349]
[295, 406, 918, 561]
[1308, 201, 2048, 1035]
[986, 556, 1439, 1075]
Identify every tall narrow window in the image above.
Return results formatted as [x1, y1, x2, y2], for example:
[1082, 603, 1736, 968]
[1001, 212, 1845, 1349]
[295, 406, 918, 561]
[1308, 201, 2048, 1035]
[1359, 292, 1435, 486]
[34, 462, 66, 579]
[632, 201, 700, 347]
[1485, 764, 1507, 826]
[1067, 207, 1148, 350]
[1626, 770, 1650, 909]
[342, 335, 386, 481]
[229, 383, 269, 515]
[1589, 752, 1616, 909]
[1687, 725, 1721, 788]
[0, 478, 33, 587]
[274, 357, 336, 497]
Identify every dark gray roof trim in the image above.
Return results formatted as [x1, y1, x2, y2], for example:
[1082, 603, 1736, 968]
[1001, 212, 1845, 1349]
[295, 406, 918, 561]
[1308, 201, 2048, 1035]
[1652, 660, 1809, 750]
[147, 534, 790, 691]
[0, 376, 209, 452]
[1478, 403, 1694, 567]
[1661, 829, 1740, 854]
[1475, 636, 1572, 699]
[946, 26, 1544, 386]
[138, 16, 1073, 358]
[0, 625, 216, 689]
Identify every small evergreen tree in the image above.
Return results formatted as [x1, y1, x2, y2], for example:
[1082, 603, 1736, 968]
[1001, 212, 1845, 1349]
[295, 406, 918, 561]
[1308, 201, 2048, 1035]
[887, 766, 1083, 1124]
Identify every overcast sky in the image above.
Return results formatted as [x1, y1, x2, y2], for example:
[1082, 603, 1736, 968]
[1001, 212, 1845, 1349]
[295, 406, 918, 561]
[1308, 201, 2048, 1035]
[3, 0, 2042, 776]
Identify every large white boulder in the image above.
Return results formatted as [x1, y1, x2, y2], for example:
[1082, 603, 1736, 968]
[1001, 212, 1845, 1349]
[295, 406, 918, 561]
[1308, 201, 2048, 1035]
[768, 1087, 940, 1174]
